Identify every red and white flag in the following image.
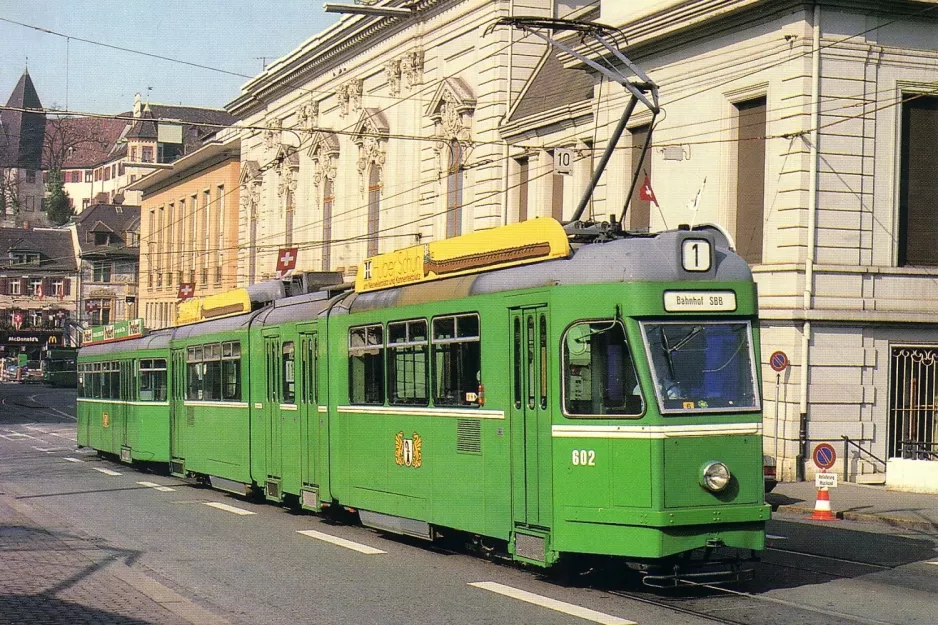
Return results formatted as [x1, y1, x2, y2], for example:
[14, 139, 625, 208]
[36, 281, 43, 301]
[177, 282, 195, 301]
[639, 173, 659, 207]
[276, 247, 299, 278]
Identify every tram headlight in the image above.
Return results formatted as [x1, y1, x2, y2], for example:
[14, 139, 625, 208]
[701, 461, 731, 492]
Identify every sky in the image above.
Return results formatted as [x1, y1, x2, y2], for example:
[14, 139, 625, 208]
[0, 1, 341, 114]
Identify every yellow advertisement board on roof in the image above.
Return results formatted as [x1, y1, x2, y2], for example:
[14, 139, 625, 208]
[174, 288, 252, 326]
[355, 218, 571, 293]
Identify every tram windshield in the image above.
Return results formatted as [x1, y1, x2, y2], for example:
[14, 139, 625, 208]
[641, 321, 759, 413]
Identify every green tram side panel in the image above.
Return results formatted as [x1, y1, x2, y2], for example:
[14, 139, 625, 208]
[171, 316, 254, 486]
[327, 291, 513, 541]
[77, 331, 172, 464]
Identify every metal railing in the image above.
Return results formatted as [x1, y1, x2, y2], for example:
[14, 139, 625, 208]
[841, 436, 887, 483]
[900, 440, 938, 461]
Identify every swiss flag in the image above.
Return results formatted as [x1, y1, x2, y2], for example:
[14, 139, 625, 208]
[639, 173, 659, 207]
[12, 312, 22, 330]
[276, 247, 299, 278]
[177, 282, 195, 301]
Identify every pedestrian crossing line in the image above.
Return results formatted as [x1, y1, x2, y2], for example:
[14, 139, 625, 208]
[766, 534, 788, 540]
[93, 467, 122, 476]
[203, 502, 255, 516]
[63, 457, 82, 463]
[297, 529, 386, 555]
[32, 446, 70, 452]
[469, 582, 636, 625]
[137, 481, 176, 492]
[927, 561, 938, 566]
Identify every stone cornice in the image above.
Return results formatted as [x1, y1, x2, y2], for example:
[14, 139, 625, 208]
[500, 101, 594, 141]
[227, 0, 451, 118]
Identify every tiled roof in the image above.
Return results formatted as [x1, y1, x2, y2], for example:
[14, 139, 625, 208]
[0, 69, 45, 169]
[0, 227, 77, 272]
[509, 48, 595, 123]
[74, 204, 140, 257]
[45, 117, 127, 169]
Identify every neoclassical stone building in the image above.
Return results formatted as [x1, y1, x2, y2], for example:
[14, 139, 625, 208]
[227, 0, 938, 485]
[227, 0, 582, 282]
[502, 0, 938, 483]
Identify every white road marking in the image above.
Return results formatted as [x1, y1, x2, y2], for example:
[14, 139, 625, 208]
[24, 426, 77, 440]
[93, 467, 122, 476]
[297, 529, 386, 555]
[928, 561, 938, 566]
[203, 502, 255, 516]
[2, 432, 37, 439]
[766, 534, 788, 540]
[137, 481, 175, 492]
[32, 446, 70, 452]
[64, 457, 82, 463]
[469, 582, 636, 625]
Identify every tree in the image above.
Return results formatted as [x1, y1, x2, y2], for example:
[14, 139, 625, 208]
[0, 168, 22, 218]
[45, 169, 73, 225]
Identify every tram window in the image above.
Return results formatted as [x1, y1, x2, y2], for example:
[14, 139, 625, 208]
[282, 342, 296, 404]
[513, 318, 522, 409]
[201, 343, 222, 401]
[432, 313, 481, 407]
[563, 320, 643, 417]
[139, 359, 167, 402]
[221, 341, 241, 401]
[540, 314, 548, 410]
[306, 336, 318, 404]
[186, 360, 202, 400]
[349, 325, 384, 405]
[388, 320, 428, 406]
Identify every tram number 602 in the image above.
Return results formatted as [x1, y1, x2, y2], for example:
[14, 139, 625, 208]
[571, 449, 596, 466]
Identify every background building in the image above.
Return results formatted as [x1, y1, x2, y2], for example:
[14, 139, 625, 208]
[130, 133, 240, 329]
[0, 226, 78, 358]
[0, 69, 47, 228]
[71, 203, 140, 326]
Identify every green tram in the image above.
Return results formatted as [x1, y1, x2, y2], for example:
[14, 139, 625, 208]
[77, 218, 768, 585]
[41, 348, 78, 387]
[77, 329, 171, 464]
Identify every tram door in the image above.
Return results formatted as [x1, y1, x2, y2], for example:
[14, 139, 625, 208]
[510, 306, 553, 528]
[119, 360, 134, 450]
[170, 347, 187, 468]
[264, 331, 284, 498]
[298, 330, 319, 488]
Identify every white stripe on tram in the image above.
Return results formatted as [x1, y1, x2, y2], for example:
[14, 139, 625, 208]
[468, 582, 636, 625]
[203, 502, 255, 516]
[552, 423, 762, 439]
[93, 467, 122, 476]
[297, 529, 386, 555]
[337, 405, 505, 420]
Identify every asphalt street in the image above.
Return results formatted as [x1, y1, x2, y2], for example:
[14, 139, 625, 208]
[2, 384, 938, 625]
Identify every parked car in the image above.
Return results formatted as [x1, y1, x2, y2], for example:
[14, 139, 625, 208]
[763, 455, 778, 492]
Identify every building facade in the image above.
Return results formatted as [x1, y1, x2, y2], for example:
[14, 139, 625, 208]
[498, 0, 938, 482]
[130, 134, 241, 329]
[226, 0, 570, 283]
[71, 204, 140, 326]
[0, 227, 79, 359]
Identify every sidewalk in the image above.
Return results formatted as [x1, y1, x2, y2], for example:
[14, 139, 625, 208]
[767, 480, 938, 533]
[0, 492, 229, 625]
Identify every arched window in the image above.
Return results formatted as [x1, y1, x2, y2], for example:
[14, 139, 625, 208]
[446, 140, 463, 238]
[322, 177, 334, 271]
[367, 165, 381, 257]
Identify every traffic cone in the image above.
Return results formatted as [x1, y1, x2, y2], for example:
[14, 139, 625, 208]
[810, 487, 838, 521]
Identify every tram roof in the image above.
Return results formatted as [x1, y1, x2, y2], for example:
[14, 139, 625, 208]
[342, 226, 750, 314]
[79, 327, 173, 357]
